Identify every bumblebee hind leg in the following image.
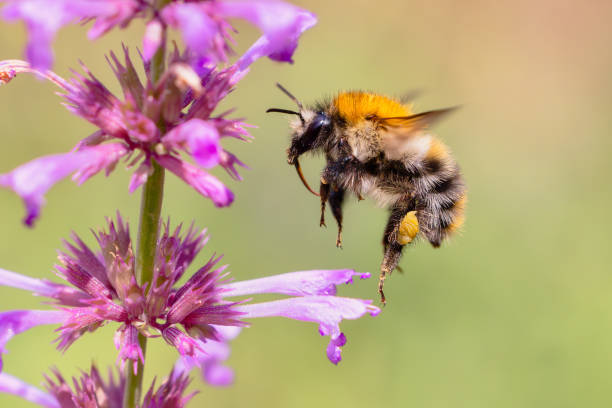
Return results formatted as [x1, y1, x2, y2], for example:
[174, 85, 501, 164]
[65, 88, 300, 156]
[329, 188, 345, 248]
[379, 202, 419, 304]
[319, 180, 330, 227]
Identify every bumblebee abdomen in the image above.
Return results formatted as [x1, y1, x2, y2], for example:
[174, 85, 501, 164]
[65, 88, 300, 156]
[410, 140, 466, 247]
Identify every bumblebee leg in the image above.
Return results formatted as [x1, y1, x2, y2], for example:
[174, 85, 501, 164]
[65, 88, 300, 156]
[329, 187, 346, 248]
[382, 212, 404, 274]
[379, 205, 419, 304]
[319, 179, 330, 227]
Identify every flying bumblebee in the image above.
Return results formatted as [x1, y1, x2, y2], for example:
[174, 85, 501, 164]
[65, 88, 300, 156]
[268, 84, 466, 304]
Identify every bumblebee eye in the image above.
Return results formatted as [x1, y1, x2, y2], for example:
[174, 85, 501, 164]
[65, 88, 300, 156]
[312, 112, 331, 130]
[288, 112, 331, 161]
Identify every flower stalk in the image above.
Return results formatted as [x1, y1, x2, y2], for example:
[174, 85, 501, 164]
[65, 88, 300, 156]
[124, 18, 168, 407]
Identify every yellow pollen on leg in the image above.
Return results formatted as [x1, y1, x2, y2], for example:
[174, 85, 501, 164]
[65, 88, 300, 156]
[398, 211, 419, 245]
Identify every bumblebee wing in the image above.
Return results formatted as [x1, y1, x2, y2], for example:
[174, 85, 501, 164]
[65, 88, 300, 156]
[379, 107, 457, 159]
[379, 107, 457, 131]
[399, 89, 423, 104]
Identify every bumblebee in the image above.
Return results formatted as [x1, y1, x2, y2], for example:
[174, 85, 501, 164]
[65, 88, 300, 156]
[268, 84, 466, 304]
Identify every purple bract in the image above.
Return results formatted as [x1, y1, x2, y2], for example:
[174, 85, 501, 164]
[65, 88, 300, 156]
[0, 364, 194, 407]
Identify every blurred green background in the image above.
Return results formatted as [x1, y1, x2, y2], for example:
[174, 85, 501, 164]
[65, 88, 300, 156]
[1, 0, 612, 406]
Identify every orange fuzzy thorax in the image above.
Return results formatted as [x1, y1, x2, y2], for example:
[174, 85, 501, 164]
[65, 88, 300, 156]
[333, 92, 412, 124]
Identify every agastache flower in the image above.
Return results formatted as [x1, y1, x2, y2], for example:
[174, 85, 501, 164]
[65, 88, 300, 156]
[0, 364, 195, 407]
[0, 214, 379, 380]
[0, 0, 316, 70]
[0, 48, 250, 226]
[0, 0, 142, 69]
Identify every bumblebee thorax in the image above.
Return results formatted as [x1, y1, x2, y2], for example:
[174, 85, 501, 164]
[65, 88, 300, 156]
[333, 91, 411, 125]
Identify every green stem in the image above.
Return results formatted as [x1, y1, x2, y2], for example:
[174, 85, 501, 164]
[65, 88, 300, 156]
[123, 162, 165, 408]
[135, 161, 166, 288]
[123, 7, 169, 405]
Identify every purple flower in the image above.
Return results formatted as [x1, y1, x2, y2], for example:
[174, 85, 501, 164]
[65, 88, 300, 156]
[0, 214, 379, 379]
[0, 364, 194, 407]
[216, 1, 318, 70]
[0, 0, 316, 70]
[1, 0, 142, 69]
[0, 310, 70, 371]
[0, 50, 250, 226]
[159, 0, 317, 69]
[174, 325, 242, 386]
[0, 145, 128, 226]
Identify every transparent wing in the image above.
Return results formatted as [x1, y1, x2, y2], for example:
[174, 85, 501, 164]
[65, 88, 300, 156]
[378, 107, 458, 159]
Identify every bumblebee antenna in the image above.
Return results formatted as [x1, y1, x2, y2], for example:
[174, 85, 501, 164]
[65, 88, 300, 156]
[266, 108, 302, 117]
[268, 84, 305, 125]
[275, 83, 303, 111]
[294, 159, 320, 197]
[266, 107, 305, 125]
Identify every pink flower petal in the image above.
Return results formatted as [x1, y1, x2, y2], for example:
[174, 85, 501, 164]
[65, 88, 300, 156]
[156, 155, 233, 207]
[217, 1, 317, 70]
[0, 152, 90, 226]
[86, 0, 140, 40]
[0, 373, 58, 408]
[0, 268, 66, 298]
[1, 0, 123, 69]
[223, 269, 371, 297]
[0, 310, 69, 371]
[0, 268, 88, 307]
[2, 1, 72, 69]
[142, 19, 163, 61]
[236, 296, 380, 364]
[163, 119, 222, 169]
[128, 160, 151, 193]
[114, 325, 144, 375]
[0, 144, 128, 226]
[163, 327, 203, 358]
[72, 143, 129, 184]
[161, 4, 226, 62]
[175, 325, 241, 386]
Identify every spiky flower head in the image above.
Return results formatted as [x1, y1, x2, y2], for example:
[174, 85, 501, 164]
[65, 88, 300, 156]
[0, 48, 248, 226]
[0, 214, 379, 379]
[0, 364, 194, 407]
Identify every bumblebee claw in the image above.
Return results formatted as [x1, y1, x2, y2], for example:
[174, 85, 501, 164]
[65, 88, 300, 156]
[378, 267, 389, 305]
[336, 230, 343, 248]
[379, 288, 386, 306]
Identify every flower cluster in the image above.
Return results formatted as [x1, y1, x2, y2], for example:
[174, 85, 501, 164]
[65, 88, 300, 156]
[0, 365, 194, 407]
[1, 0, 316, 70]
[0, 0, 383, 406]
[0, 0, 317, 227]
[0, 51, 248, 226]
[0, 215, 379, 382]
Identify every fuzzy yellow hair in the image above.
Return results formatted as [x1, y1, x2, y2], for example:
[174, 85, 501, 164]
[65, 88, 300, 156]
[333, 92, 412, 125]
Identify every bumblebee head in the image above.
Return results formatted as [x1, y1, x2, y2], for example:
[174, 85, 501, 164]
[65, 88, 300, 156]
[285, 110, 331, 164]
[267, 84, 331, 196]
